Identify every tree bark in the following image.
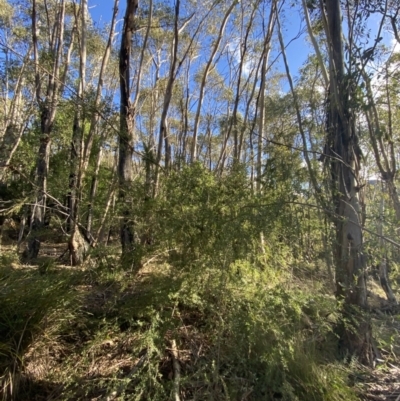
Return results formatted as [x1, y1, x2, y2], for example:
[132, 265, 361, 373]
[119, 0, 139, 267]
[323, 0, 372, 364]
[377, 183, 397, 303]
[256, 2, 276, 192]
[26, 0, 65, 260]
[67, 0, 88, 265]
[301, 0, 329, 87]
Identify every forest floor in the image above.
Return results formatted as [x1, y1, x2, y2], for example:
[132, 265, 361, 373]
[1, 235, 400, 400]
[358, 283, 400, 400]
[360, 365, 400, 400]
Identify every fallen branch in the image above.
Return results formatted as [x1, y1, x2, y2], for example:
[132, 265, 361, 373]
[171, 339, 181, 401]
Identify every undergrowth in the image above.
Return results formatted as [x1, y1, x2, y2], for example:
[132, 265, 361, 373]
[0, 166, 361, 400]
[0, 251, 357, 401]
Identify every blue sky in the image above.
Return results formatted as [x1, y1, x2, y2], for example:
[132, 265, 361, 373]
[87, 0, 313, 78]
[86, 0, 398, 94]
[88, 1, 122, 26]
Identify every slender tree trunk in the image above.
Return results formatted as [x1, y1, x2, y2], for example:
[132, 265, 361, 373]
[86, 146, 103, 235]
[153, 1, 199, 192]
[94, 186, 117, 247]
[256, 2, 275, 192]
[0, 81, 28, 180]
[0, 47, 32, 180]
[275, 4, 320, 201]
[360, 66, 400, 222]
[28, 107, 53, 259]
[378, 183, 397, 303]
[227, 3, 257, 163]
[154, 0, 181, 191]
[191, 0, 236, 163]
[119, 0, 139, 267]
[180, 59, 191, 166]
[26, 0, 65, 260]
[239, 52, 262, 163]
[301, 0, 329, 87]
[67, 0, 90, 265]
[81, 0, 119, 179]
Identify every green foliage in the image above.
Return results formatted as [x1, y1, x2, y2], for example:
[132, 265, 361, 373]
[0, 0, 12, 26]
[0, 158, 358, 400]
[130, 163, 294, 268]
[169, 262, 354, 401]
[59, 163, 353, 400]
[84, 258, 354, 401]
[0, 259, 83, 400]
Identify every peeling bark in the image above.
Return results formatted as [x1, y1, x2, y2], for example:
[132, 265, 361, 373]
[323, 0, 372, 364]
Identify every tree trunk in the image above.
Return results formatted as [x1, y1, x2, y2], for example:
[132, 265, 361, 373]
[119, 0, 138, 267]
[26, 0, 65, 259]
[256, 1, 275, 192]
[191, 0, 236, 163]
[360, 67, 400, 222]
[225, 2, 256, 164]
[324, 0, 372, 364]
[154, 0, 181, 192]
[27, 107, 52, 259]
[377, 183, 397, 304]
[67, 0, 88, 265]
[69, 226, 90, 266]
[301, 0, 329, 87]
[153, 0, 199, 190]
[86, 146, 102, 234]
[82, 0, 119, 182]
[0, 48, 32, 181]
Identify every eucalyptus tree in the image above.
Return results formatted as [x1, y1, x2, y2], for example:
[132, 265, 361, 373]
[254, 0, 276, 191]
[227, 1, 259, 164]
[66, 0, 88, 264]
[155, 0, 183, 174]
[119, 0, 139, 264]
[318, 0, 372, 362]
[152, 0, 219, 189]
[212, 0, 278, 175]
[191, 0, 238, 163]
[27, 0, 71, 259]
[192, 68, 233, 168]
[84, 1, 119, 238]
[216, 1, 259, 170]
[358, 43, 400, 220]
[331, 0, 400, 304]
[278, 0, 375, 362]
[356, 42, 400, 304]
[67, 0, 119, 265]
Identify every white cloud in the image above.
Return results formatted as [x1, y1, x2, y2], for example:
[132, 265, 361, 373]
[227, 40, 255, 77]
[391, 36, 400, 54]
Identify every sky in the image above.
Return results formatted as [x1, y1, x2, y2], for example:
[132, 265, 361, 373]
[87, 0, 313, 77]
[86, 0, 398, 79]
[88, 1, 121, 25]
[85, 0, 398, 106]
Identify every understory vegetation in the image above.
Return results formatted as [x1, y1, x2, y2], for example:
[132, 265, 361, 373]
[1, 165, 399, 400]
